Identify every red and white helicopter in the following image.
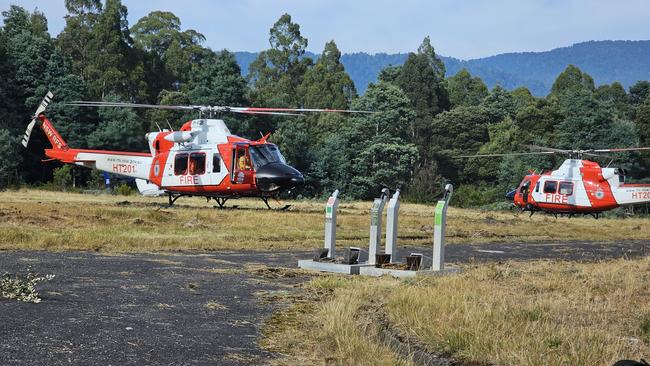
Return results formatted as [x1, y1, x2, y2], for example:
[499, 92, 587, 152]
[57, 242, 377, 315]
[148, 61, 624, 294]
[463, 146, 650, 218]
[22, 92, 371, 208]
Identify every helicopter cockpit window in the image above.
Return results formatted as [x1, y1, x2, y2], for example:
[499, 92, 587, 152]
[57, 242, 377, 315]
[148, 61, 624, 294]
[519, 180, 530, 194]
[213, 154, 221, 173]
[174, 153, 188, 175]
[249, 144, 286, 170]
[189, 153, 206, 175]
[236, 147, 252, 171]
[543, 180, 558, 194]
[559, 181, 574, 195]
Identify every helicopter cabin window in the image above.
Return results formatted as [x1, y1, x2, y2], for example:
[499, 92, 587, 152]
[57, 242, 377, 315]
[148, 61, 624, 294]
[189, 153, 206, 175]
[212, 153, 221, 173]
[543, 180, 558, 194]
[535, 182, 540, 193]
[174, 153, 188, 175]
[559, 181, 574, 195]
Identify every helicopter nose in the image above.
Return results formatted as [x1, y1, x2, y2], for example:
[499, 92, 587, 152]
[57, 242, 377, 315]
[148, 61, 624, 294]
[505, 189, 517, 201]
[255, 163, 304, 192]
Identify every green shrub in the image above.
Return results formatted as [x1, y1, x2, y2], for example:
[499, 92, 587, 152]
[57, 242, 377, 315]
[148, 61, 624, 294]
[115, 184, 134, 196]
[52, 165, 73, 191]
[451, 184, 503, 208]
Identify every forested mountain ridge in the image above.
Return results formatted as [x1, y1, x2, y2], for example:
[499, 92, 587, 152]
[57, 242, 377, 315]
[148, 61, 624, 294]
[236, 40, 650, 95]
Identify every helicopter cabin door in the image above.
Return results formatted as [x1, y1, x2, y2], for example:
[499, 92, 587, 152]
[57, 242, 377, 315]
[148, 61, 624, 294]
[167, 150, 209, 186]
[519, 179, 531, 203]
[231, 145, 254, 185]
[208, 149, 226, 185]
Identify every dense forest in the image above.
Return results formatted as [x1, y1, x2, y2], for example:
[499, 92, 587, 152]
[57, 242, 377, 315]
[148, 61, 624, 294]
[1, 1, 650, 206]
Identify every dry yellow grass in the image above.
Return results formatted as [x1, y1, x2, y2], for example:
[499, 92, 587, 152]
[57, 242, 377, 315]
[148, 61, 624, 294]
[0, 188, 648, 252]
[262, 276, 415, 366]
[386, 258, 650, 365]
[270, 258, 649, 366]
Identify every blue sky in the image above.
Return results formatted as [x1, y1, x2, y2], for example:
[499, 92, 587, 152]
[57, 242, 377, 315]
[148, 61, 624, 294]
[1, 0, 649, 59]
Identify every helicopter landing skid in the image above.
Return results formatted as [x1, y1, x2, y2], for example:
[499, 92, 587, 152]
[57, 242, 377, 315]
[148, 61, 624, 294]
[261, 197, 291, 211]
[166, 193, 184, 208]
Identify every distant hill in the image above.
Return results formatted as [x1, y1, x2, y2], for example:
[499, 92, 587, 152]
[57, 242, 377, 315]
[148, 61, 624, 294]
[235, 40, 650, 96]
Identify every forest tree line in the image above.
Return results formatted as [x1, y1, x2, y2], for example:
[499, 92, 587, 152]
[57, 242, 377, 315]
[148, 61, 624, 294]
[1, 1, 650, 205]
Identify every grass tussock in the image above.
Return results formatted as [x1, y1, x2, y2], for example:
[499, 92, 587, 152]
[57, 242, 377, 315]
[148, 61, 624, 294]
[262, 258, 650, 366]
[0, 188, 649, 252]
[384, 257, 650, 366]
[262, 276, 414, 366]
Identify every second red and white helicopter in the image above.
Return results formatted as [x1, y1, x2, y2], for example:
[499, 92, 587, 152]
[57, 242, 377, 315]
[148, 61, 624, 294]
[463, 146, 650, 218]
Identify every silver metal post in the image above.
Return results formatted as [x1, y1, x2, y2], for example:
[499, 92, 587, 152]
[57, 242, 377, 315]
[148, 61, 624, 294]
[324, 189, 340, 259]
[433, 184, 453, 271]
[368, 188, 389, 265]
[385, 189, 400, 263]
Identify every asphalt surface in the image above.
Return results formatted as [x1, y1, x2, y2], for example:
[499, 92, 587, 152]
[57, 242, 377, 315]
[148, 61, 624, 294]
[1, 241, 649, 365]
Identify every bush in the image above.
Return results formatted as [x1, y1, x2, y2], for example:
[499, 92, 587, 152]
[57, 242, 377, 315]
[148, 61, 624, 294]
[52, 165, 73, 191]
[1, 270, 54, 303]
[115, 184, 134, 196]
[451, 184, 503, 208]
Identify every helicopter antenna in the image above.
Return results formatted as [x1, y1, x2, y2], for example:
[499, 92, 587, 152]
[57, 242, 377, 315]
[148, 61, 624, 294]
[155, 122, 162, 132]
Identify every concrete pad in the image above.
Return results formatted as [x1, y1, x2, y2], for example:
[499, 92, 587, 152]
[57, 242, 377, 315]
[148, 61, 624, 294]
[297, 259, 371, 274]
[359, 266, 418, 278]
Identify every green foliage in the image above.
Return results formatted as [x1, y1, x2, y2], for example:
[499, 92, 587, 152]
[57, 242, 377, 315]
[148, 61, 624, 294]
[187, 50, 247, 106]
[1, 269, 55, 303]
[635, 98, 650, 171]
[115, 183, 133, 196]
[430, 106, 492, 183]
[550, 64, 595, 96]
[595, 82, 630, 119]
[0, 129, 21, 187]
[88, 104, 145, 151]
[452, 184, 503, 208]
[447, 69, 488, 107]
[554, 88, 634, 150]
[629, 81, 650, 107]
[248, 14, 311, 107]
[52, 165, 74, 191]
[481, 85, 518, 121]
[298, 41, 356, 110]
[394, 37, 450, 151]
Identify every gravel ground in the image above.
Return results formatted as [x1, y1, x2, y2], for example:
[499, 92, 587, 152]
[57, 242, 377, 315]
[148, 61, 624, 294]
[1, 240, 648, 365]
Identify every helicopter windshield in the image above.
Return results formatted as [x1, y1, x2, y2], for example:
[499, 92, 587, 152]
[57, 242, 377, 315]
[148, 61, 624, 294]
[249, 144, 286, 170]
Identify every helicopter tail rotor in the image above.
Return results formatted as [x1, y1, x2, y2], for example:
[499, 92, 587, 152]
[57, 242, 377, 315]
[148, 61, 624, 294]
[21, 91, 53, 148]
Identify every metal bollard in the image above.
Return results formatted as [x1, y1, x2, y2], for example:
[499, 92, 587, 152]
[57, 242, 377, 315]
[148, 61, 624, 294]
[324, 190, 340, 259]
[385, 189, 401, 263]
[368, 188, 390, 265]
[432, 184, 453, 271]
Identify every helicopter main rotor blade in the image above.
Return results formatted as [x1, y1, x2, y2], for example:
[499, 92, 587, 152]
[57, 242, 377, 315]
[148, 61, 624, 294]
[66, 101, 376, 115]
[526, 145, 572, 154]
[457, 151, 556, 158]
[589, 147, 650, 153]
[230, 110, 303, 116]
[66, 101, 197, 111]
[229, 107, 376, 114]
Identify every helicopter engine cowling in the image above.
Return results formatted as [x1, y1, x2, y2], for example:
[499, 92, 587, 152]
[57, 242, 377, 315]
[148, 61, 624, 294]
[164, 131, 196, 143]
